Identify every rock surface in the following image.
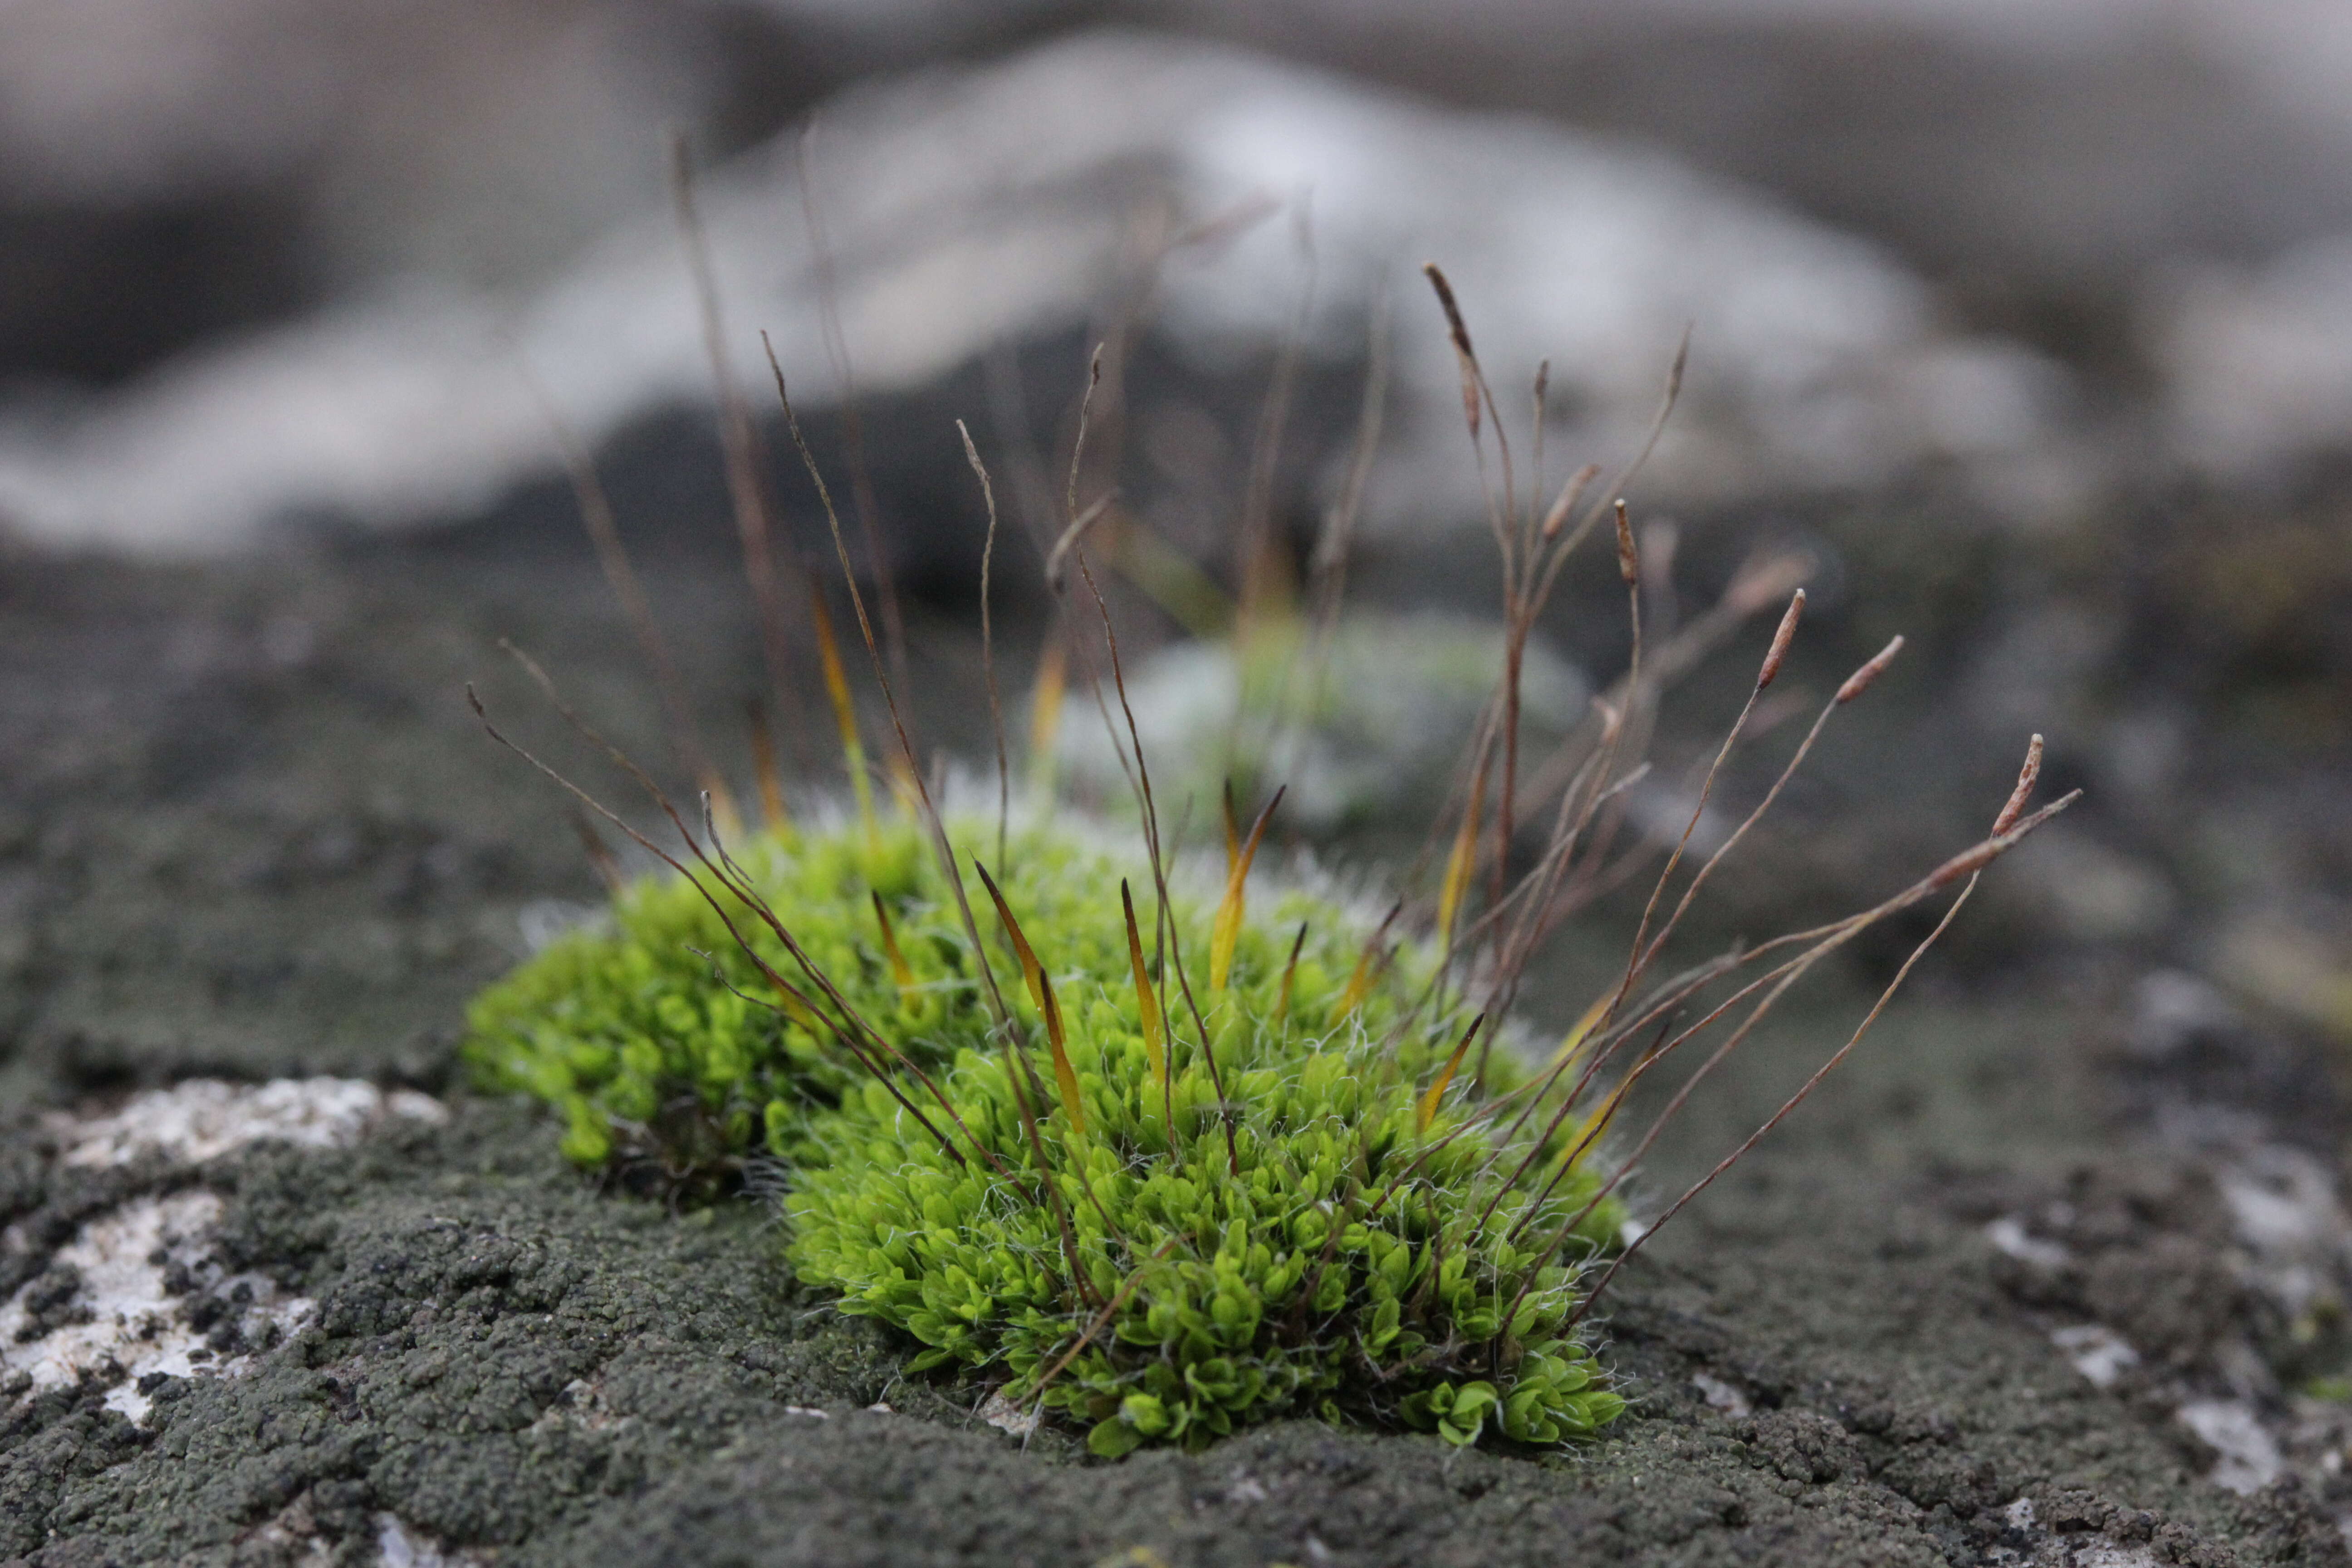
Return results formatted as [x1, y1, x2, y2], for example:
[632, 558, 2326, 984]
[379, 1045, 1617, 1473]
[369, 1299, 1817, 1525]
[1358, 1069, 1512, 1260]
[3, 514, 2351, 1564]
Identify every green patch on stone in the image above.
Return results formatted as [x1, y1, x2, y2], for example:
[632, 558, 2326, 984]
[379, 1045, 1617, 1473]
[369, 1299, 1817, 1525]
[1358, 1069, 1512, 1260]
[466, 815, 1625, 1453]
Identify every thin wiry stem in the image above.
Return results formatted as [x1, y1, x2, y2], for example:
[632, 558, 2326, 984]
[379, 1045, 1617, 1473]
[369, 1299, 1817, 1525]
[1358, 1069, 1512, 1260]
[515, 362, 724, 808]
[668, 134, 801, 764]
[1508, 786, 2080, 1308]
[1235, 198, 1316, 638]
[1065, 537, 1244, 1177]
[764, 333, 1012, 1033]
[1568, 875, 1981, 1326]
[1012, 1238, 1181, 1405]
[1054, 339, 1242, 1175]
[1308, 286, 1390, 671]
[466, 684, 985, 1171]
[1468, 505, 1641, 1086]
[797, 120, 912, 702]
[1627, 641, 1900, 991]
[1603, 590, 1804, 1029]
[960, 420, 1013, 871]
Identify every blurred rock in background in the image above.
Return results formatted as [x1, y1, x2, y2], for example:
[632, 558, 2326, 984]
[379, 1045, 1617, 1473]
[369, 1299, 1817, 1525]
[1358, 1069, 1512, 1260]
[0, 23, 2075, 555]
[8, 0, 2352, 555]
[1159, 0, 2352, 460]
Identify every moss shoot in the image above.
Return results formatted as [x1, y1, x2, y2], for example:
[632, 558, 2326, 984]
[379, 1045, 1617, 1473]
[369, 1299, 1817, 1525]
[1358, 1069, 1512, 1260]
[466, 814, 1627, 1454]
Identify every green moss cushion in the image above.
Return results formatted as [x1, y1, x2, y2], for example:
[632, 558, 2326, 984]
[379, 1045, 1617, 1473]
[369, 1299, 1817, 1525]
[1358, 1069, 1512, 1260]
[467, 816, 1624, 1452]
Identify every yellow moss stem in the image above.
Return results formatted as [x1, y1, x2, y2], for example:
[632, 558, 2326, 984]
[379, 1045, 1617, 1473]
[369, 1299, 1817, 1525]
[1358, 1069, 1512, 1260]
[808, 579, 877, 843]
[1416, 1015, 1484, 1132]
[871, 891, 916, 1003]
[1121, 880, 1166, 1089]
[1028, 637, 1068, 802]
[1210, 791, 1280, 992]
[1436, 787, 1482, 949]
[1036, 969, 1087, 1137]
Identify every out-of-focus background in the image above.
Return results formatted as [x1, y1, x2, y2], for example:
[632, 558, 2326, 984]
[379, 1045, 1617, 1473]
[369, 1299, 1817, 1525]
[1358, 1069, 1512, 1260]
[10, 0, 2352, 541]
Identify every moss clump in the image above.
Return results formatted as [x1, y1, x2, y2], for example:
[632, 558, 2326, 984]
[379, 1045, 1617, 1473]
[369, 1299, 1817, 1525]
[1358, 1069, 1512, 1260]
[467, 814, 1625, 1452]
[467, 820, 948, 1181]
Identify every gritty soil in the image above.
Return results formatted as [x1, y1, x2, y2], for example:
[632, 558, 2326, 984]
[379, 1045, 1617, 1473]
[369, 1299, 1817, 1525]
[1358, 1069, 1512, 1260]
[5, 508, 2351, 1567]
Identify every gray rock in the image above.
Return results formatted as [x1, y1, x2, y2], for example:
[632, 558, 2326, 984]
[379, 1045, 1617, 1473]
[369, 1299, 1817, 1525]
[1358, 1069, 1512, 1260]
[0, 29, 2075, 556]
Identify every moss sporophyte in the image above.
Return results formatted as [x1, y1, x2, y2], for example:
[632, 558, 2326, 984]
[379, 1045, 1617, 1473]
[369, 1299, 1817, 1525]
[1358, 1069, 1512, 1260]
[465, 252, 2075, 1456]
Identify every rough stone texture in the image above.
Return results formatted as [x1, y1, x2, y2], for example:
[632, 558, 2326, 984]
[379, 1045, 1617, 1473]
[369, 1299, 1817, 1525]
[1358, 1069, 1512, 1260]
[4, 501, 2351, 1564]
[10, 1099, 2347, 1567]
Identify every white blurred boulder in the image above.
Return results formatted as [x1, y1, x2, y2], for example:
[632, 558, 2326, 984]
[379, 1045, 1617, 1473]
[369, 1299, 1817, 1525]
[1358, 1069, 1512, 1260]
[0, 29, 2077, 555]
[2148, 236, 2352, 479]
